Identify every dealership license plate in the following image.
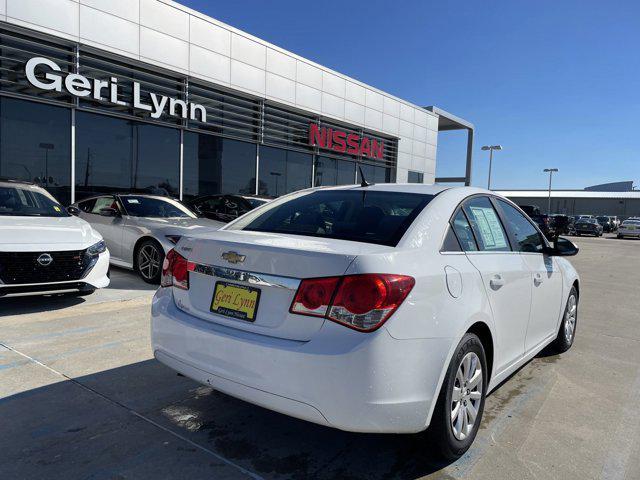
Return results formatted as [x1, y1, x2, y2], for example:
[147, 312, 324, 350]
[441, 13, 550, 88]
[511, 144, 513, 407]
[210, 281, 261, 322]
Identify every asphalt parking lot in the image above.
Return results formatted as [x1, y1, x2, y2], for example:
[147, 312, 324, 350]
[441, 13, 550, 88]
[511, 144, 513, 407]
[1, 235, 639, 480]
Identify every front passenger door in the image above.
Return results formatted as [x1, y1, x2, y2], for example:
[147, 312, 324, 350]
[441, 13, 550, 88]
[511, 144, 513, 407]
[495, 199, 564, 352]
[80, 196, 124, 260]
[460, 196, 532, 374]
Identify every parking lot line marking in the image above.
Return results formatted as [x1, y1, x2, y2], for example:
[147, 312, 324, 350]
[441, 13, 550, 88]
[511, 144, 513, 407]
[0, 341, 264, 480]
[600, 366, 640, 480]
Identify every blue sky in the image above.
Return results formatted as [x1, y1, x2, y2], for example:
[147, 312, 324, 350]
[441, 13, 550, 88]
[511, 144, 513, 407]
[179, 0, 639, 190]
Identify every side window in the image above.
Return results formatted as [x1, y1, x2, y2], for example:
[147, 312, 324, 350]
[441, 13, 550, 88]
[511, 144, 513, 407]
[90, 196, 115, 214]
[78, 198, 96, 213]
[441, 224, 462, 252]
[496, 200, 545, 253]
[462, 197, 511, 252]
[451, 210, 478, 251]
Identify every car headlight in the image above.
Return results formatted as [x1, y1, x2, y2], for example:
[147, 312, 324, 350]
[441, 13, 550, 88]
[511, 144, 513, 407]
[165, 235, 182, 245]
[87, 240, 107, 256]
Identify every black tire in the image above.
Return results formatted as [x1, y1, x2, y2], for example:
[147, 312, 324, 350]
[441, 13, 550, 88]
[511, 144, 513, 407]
[135, 239, 165, 284]
[617, 234, 623, 239]
[551, 286, 578, 353]
[428, 333, 488, 460]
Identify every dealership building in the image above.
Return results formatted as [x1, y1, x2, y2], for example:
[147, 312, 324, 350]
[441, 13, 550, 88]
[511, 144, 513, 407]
[0, 0, 473, 205]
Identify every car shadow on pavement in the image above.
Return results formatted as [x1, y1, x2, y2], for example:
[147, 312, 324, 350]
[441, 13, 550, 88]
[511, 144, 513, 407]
[1, 358, 457, 480]
[0, 293, 87, 317]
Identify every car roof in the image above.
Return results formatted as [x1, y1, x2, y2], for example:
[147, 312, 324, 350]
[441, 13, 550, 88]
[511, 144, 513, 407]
[310, 183, 455, 195]
[0, 178, 35, 187]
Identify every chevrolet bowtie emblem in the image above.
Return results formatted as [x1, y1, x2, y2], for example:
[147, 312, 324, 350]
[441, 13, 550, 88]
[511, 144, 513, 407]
[221, 251, 246, 264]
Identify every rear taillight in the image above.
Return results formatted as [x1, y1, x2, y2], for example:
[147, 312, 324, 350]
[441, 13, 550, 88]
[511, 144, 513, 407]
[160, 249, 189, 290]
[290, 274, 415, 332]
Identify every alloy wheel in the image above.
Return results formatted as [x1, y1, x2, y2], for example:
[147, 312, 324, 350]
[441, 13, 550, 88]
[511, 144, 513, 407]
[451, 352, 483, 441]
[564, 294, 577, 343]
[138, 244, 161, 280]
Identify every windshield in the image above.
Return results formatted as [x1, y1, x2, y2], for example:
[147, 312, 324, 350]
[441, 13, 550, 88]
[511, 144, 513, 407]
[0, 184, 68, 217]
[228, 189, 434, 246]
[622, 220, 640, 226]
[120, 196, 196, 218]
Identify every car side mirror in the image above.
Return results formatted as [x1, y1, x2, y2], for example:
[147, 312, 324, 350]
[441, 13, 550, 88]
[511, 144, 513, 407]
[551, 237, 579, 256]
[99, 207, 119, 217]
[67, 205, 80, 216]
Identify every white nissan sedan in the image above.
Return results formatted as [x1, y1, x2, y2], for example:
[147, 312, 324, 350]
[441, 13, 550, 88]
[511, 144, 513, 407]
[151, 184, 579, 458]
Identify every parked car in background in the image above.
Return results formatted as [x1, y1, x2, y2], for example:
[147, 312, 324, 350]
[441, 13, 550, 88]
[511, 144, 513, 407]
[153, 185, 580, 460]
[609, 216, 620, 230]
[596, 216, 614, 233]
[186, 194, 271, 223]
[518, 205, 554, 239]
[0, 179, 109, 297]
[617, 219, 640, 239]
[551, 214, 575, 236]
[574, 217, 603, 236]
[70, 194, 223, 283]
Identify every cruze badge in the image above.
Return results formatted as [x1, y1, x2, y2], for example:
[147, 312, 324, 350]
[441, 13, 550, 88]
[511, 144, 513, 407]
[37, 253, 53, 266]
[221, 251, 245, 264]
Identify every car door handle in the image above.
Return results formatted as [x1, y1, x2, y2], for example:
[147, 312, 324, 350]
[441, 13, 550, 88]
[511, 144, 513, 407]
[489, 274, 505, 290]
[534, 273, 543, 286]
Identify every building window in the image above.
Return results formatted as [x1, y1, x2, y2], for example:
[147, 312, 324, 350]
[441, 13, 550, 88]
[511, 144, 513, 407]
[314, 156, 356, 187]
[183, 132, 257, 199]
[356, 163, 393, 184]
[258, 146, 312, 197]
[75, 111, 180, 200]
[408, 171, 424, 183]
[0, 97, 71, 204]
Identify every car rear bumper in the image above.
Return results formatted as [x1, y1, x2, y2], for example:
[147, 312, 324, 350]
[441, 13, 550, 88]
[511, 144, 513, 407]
[151, 287, 451, 433]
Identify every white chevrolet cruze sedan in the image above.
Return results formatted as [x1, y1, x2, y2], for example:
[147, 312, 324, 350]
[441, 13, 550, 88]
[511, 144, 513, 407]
[0, 179, 110, 297]
[151, 184, 580, 458]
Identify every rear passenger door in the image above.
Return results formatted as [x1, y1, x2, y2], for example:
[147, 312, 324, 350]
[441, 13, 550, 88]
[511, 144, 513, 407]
[495, 199, 564, 352]
[460, 196, 532, 373]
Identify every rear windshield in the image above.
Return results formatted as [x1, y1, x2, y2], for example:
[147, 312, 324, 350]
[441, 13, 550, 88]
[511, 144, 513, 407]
[227, 189, 434, 246]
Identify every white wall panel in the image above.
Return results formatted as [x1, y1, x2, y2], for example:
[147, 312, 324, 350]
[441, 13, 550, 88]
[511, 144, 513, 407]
[344, 100, 365, 125]
[426, 144, 437, 160]
[189, 16, 230, 56]
[345, 81, 365, 105]
[426, 129, 438, 146]
[399, 120, 413, 138]
[266, 48, 296, 80]
[364, 108, 383, 130]
[321, 92, 344, 119]
[399, 137, 412, 154]
[400, 103, 414, 123]
[396, 167, 409, 183]
[413, 125, 427, 143]
[140, 26, 189, 71]
[190, 44, 230, 84]
[397, 151, 412, 170]
[413, 140, 427, 157]
[7, 0, 79, 37]
[296, 61, 322, 90]
[414, 109, 428, 127]
[266, 72, 295, 104]
[383, 97, 400, 117]
[230, 59, 265, 94]
[322, 71, 345, 98]
[140, 0, 188, 41]
[231, 34, 266, 69]
[296, 83, 321, 111]
[80, 7, 139, 56]
[365, 89, 384, 112]
[427, 115, 439, 131]
[0, 0, 5, 17]
[382, 114, 399, 136]
[80, 0, 139, 24]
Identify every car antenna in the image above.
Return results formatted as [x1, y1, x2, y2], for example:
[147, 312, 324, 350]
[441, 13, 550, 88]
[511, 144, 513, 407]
[358, 164, 372, 188]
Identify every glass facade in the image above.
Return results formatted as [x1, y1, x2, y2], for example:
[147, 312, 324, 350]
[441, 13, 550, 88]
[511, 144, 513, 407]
[0, 97, 71, 204]
[356, 163, 394, 185]
[408, 171, 424, 183]
[0, 26, 400, 205]
[183, 132, 257, 199]
[258, 146, 313, 197]
[75, 111, 180, 200]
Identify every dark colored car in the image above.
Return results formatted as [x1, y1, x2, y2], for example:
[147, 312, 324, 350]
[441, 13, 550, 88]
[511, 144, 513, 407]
[574, 218, 603, 237]
[596, 216, 614, 232]
[551, 214, 575, 236]
[186, 194, 271, 223]
[518, 205, 554, 240]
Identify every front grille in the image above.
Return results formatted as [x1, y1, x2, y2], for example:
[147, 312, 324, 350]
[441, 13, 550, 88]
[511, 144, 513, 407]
[0, 250, 91, 285]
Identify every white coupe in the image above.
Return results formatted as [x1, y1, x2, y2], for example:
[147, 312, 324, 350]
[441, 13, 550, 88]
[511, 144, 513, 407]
[151, 184, 580, 459]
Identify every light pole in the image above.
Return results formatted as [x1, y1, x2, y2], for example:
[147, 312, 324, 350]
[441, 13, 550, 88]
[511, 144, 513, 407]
[481, 145, 502, 190]
[543, 168, 558, 214]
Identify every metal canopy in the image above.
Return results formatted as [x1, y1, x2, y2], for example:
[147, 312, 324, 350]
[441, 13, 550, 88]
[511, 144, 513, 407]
[424, 106, 474, 186]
